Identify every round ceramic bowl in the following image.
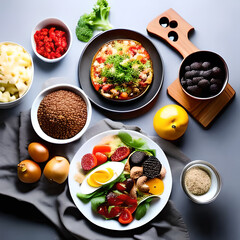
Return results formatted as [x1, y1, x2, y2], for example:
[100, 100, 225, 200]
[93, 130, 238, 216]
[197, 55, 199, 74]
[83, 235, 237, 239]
[180, 160, 222, 204]
[0, 42, 34, 109]
[31, 18, 72, 63]
[179, 51, 229, 100]
[31, 84, 92, 144]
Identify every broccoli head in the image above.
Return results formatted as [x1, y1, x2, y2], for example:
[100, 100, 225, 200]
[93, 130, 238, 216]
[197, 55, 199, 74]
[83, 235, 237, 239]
[92, 0, 112, 30]
[76, 0, 112, 42]
[76, 24, 93, 42]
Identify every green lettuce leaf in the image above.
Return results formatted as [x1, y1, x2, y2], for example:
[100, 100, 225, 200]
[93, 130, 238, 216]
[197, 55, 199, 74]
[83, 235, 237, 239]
[91, 195, 106, 212]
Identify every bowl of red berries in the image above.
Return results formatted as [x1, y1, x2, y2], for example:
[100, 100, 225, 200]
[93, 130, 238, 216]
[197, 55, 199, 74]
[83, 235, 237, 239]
[31, 18, 72, 63]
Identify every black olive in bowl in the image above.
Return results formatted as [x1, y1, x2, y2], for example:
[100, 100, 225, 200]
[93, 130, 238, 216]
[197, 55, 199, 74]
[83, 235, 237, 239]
[179, 51, 228, 100]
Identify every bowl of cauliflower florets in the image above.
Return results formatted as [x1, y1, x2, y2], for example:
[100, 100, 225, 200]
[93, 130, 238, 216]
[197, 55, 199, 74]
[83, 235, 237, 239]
[0, 42, 34, 109]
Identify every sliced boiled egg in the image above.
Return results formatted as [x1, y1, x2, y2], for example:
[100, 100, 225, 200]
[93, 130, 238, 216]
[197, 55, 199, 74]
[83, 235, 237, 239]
[87, 168, 114, 187]
[80, 161, 125, 194]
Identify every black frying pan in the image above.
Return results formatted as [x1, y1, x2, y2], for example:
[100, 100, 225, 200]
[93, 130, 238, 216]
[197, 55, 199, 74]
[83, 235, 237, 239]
[78, 29, 164, 115]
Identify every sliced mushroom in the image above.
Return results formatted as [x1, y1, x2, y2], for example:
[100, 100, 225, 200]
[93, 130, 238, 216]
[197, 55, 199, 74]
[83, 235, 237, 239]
[159, 166, 166, 179]
[136, 176, 149, 193]
[130, 182, 138, 199]
[130, 166, 143, 179]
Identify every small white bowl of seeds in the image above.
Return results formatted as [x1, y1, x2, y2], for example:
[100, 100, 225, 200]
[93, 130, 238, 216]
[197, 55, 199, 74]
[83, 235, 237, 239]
[180, 160, 221, 204]
[31, 83, 92, 144]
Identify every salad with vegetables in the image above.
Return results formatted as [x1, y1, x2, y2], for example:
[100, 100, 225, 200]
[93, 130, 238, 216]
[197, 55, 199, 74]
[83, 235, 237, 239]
[74, 132, 166, 225]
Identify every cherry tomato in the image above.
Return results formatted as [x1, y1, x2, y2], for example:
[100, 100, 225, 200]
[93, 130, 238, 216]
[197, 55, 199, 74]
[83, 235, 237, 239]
[118, 208, 133, 224]
[102, 84, 113, 92]
[17, 160, 41, 183]
[119, 92, 128, 99]
[95, 152, 108, 165]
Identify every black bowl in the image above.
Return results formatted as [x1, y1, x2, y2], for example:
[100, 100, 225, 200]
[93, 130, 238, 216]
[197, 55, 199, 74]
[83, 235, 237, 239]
[78, 29, 164, 114]
[179, 50, 229, 100]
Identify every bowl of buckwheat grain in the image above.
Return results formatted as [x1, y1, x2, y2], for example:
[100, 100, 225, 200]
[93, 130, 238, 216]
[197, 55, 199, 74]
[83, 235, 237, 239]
[31, 83, 92, 144]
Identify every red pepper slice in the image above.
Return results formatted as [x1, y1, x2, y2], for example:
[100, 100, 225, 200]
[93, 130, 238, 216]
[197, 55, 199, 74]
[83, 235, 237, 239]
[118, 208, 133, 224]
[92, 145, 111, 155]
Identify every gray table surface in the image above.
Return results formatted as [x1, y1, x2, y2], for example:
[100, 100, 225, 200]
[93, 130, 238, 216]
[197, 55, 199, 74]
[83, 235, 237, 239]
[0, 0, 239, 239]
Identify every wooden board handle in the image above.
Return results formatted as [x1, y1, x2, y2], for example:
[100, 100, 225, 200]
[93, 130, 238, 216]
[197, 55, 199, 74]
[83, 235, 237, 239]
[147, 8, 199, 58]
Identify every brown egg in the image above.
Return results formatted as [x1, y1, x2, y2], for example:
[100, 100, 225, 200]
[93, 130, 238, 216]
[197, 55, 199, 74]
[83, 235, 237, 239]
[28, 142, 49, 163]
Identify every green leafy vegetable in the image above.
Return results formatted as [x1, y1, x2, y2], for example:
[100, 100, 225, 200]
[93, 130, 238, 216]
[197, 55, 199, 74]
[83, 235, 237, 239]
[135, 198, 152, 220]
[76, 0, 112, 42]
[101, 55, 143, 83]
[118, 131, 145, 148]
[118, 131, 156, 156]
[91, 195, 106, 212]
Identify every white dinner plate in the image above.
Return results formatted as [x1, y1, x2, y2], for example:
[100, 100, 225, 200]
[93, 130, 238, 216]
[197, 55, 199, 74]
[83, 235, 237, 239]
[68, 130, 172, 230]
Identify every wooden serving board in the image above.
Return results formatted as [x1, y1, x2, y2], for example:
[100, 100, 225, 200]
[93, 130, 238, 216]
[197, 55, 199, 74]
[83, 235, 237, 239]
[167, 78, 235, 128]
[147, 8, 236, 128]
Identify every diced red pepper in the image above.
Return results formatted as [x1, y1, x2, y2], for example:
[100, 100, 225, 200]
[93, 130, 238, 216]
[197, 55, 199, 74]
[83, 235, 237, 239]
[92, 82, 101, 91]
[128, 46, 139, 56]
[34, 27, 68, 59]
[96, 57, 105, 63]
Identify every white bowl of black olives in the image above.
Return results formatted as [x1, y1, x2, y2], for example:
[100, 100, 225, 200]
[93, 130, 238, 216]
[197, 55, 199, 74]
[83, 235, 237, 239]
[179, 51, 229, 100]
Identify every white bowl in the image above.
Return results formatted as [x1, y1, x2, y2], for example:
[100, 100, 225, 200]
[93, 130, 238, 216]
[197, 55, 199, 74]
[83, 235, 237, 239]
[31, 84, 92, 144]
[180, 160, 222, 204]
[31, 18, 72, 63]
[0, 42, 34, 109]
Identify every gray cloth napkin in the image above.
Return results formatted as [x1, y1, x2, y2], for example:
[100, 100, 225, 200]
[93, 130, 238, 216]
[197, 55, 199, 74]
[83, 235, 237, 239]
[0, 111, 190, 240]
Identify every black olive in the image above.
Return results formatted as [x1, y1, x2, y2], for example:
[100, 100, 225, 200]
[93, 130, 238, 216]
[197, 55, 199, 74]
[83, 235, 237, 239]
[181, 80, 187, 88]
[198, 79, 210, 89]
[212, 67, 223, 77]
[192, 76, 204, 85]
[184, 71, 192, 79]
[190, 62, 202, 70]
[185, 66, 191, 71]
[202, 62, 211, 70]
[191, 70, 200, 77]
[210, 78, 223, 86]
[200, 70, 212, 78]
[209, 83, 220, 94]
[187, 79, 193, 86]
[187, 85, 202, 97]
[185, 70, 199, 79]
[125, 178, 134, 192]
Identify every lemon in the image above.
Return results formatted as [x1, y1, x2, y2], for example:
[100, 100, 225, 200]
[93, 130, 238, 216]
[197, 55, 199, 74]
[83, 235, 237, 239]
[153, 104, 189, 140]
